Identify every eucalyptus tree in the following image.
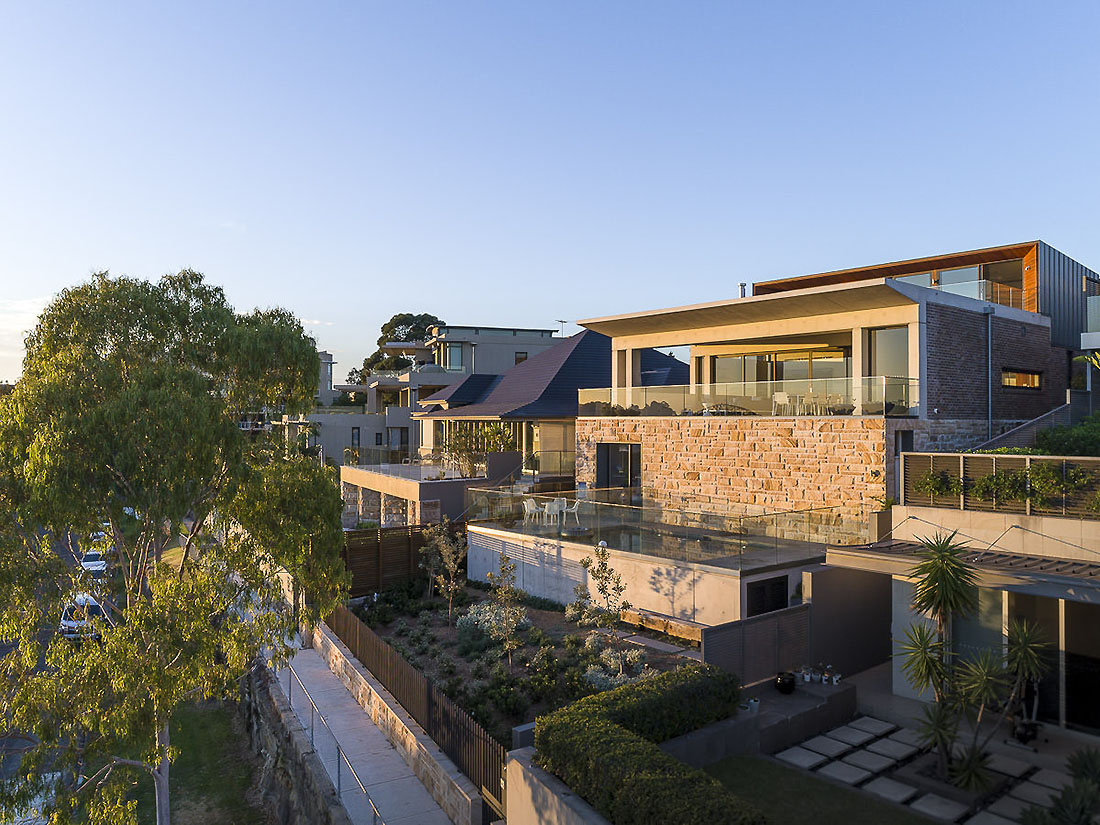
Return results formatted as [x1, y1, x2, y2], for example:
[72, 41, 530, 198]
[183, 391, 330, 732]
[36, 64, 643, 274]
[0, 272, 348, 824]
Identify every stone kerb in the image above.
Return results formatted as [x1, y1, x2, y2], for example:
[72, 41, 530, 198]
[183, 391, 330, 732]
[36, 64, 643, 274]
[308, 622, 481, 825]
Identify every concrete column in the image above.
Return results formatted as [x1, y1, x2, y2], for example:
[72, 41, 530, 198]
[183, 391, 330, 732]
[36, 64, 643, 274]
[851, 327, 866, 415]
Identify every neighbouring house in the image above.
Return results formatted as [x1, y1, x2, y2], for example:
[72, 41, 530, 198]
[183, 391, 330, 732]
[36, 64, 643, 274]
[339, 330, 686, 527]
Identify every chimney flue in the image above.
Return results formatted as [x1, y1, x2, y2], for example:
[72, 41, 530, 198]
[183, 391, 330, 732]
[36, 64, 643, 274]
[739, 282, 747, 298]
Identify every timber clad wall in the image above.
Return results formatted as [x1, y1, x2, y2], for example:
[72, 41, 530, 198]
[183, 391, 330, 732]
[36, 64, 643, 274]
[576, 417, 889, 516]
[924, 303, 1066, 422]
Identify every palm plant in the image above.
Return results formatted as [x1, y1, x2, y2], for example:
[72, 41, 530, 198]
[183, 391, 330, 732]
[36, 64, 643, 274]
[900, 531, 1049, 787]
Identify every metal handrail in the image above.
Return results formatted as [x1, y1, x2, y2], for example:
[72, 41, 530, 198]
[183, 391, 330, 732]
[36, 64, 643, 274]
[276, 662, 385, 825]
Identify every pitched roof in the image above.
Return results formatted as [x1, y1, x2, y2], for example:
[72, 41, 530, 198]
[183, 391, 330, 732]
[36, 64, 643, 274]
[418, 331, 688, 420]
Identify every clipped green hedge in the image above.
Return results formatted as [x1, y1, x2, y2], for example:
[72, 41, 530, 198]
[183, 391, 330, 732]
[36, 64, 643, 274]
[535, 664, 766, 825]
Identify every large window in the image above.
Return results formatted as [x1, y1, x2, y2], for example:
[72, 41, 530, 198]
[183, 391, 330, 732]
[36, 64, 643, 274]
[746, 575, 788, 617]
[1002, 369, 1041, 389]
[868, 327, 909, 378]
[443, 343, 463, 370]
[711, 349, 851, 384]
[596, 443, 641, 489]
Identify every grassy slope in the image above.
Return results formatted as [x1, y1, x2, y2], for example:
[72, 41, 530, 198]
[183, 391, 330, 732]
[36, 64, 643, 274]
[706, 755, 931, 825]
[133, 702, 269, 825]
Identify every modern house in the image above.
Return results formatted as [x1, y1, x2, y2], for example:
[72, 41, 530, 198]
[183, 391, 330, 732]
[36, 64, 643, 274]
[572, 241, 1099, 517]
[340, 330, 684, 527]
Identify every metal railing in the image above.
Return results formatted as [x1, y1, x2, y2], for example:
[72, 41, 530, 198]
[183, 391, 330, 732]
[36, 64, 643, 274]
[578, 376, 918, 418]
[466, 487, 868, 571]
[894, 274, 1025, 310]
[328, 607, 507, 820]
[343, 447, 411, 466]
[275, 661, 385, 824]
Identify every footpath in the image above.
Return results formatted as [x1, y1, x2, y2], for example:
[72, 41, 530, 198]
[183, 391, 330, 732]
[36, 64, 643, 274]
[271, 640, 451, 825]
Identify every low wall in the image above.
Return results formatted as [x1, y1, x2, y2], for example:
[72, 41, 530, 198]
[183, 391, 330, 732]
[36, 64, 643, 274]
[506, 747, 611, 825]
[239, 668, 354, 825]
[892, 505, 1100, 563]
[468, 525, 744, 624]
[307, 622, 481, 825]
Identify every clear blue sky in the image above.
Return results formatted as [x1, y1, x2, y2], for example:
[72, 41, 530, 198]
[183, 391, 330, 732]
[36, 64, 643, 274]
[1, 1, 1098, 382]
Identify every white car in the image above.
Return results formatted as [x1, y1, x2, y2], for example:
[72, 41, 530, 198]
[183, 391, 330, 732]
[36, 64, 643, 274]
[59, 593, 109, 641]
[79, 550, 107, 579]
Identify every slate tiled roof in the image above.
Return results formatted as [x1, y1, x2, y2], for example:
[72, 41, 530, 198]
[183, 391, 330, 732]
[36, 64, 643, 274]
[418, 331, 685, 420]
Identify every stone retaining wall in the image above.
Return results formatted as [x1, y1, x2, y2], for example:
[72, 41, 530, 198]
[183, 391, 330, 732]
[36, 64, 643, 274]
[239, 668, 355, 825]
[306, 622, 481, 825]
[577, 416, 888, 516]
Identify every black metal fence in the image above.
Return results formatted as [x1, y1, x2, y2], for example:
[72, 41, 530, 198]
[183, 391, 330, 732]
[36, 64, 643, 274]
[328, 605, 507, 822]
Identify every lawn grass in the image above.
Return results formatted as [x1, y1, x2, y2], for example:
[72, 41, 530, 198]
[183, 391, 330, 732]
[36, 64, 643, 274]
[706, 755, 931, 825]
[133, 702, 270, 825]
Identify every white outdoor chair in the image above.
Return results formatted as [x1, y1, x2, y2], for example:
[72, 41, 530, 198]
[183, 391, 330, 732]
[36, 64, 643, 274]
[543, 498, 565, 526]
[560, 498, 581, 525]
[522, 499, 541, 524]
[772, 391, 791, 415]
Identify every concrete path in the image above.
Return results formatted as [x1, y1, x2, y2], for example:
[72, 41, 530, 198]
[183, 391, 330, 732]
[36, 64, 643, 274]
[272, 643, 451, 825]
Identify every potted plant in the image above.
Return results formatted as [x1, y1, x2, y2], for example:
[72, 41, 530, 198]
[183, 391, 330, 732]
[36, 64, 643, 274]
[775, 671, 796, 694]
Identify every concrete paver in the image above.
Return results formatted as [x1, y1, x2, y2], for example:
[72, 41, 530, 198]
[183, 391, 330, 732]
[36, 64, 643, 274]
[909, 792, 970, 822]
[849, 716, 897, 736]
[986, 753, 1032, 779]
[274, 644, 449, 825]
[889, 728, 925, 747]
[1008, 780, 1058, 808]
[801, 735, 850, 758]
[776, 746, 829, 770]
[842, 749, 896, 774]
[987, 794, 1029, 820]
[826, 725, 877, 747]
[866, 737, 920, 760]
[1030, 767, 1072, 790]
[864, 776, 919, 804]
[964, 812, 1014, 825]
[816, 760, 872, 785]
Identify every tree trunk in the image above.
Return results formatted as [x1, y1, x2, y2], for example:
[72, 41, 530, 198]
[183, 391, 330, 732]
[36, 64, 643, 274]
[153, 723, 171, 825]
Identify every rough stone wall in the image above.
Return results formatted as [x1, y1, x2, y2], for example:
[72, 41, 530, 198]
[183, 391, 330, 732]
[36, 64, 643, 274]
[576, 416, 889, 517]
[239, 668, 354, 825]
[925, 303, 1067, 421]
[380, 493, 408, 527]
[307, 623, 481, 825]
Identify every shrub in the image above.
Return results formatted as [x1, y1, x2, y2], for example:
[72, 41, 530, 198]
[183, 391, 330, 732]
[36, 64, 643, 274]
[1035, 413, 1100, 457]
[535, 664, 762, 825]
[914, 469, 963, 498]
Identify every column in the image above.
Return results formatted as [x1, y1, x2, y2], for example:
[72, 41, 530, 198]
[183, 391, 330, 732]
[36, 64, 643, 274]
[380, 493, 407, 528]
[851, 327, 866, 415]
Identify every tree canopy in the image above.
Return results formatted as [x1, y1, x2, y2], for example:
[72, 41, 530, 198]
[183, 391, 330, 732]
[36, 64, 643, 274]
[0, 271, 348, 824]
[347, 311, 443, 382]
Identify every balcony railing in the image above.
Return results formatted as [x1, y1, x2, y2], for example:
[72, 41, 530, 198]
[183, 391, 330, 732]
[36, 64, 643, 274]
[578, 376, 918, 418]
[521, 450, 576, 478]
[466, 487, 867, 573]
[344, 446, 488, 480]
[343, 446, 410, 466]
[894, 275, 1024, 310]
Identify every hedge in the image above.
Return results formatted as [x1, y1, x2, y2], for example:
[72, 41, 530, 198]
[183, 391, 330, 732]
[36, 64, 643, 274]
[535, 663, 767, 825]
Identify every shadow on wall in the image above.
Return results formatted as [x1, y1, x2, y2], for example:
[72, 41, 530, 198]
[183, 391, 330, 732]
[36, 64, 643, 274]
[648, 565, 693, 620]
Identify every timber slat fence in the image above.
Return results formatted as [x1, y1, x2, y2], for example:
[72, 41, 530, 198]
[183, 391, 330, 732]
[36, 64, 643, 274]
[342, 526, 425, 597]
[328, 605, 507, 821]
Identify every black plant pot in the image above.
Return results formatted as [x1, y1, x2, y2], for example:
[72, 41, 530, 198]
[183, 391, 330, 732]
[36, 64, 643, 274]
[775, 671, 796, 694]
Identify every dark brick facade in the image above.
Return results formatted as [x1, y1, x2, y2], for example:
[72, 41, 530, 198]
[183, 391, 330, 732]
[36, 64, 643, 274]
[925, 303, 1067, 422]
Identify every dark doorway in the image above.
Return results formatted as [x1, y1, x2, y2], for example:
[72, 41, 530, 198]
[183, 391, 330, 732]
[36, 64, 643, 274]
[596, 443, 641, 490]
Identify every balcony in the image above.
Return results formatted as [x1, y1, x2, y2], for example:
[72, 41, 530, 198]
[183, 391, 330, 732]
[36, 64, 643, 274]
[578, 376, 918, 418]
[894, 274, 1024, 310]
[1084, 295, 1100, 350]
[466, 487, 867, 573]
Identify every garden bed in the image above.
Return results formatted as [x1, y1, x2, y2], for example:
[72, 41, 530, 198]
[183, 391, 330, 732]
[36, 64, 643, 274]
[351, 580, 693, 746]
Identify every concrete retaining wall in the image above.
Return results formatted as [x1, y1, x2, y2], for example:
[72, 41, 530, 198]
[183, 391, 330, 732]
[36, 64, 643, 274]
[307, 622, 481, 825]
[240, 668, 355, 825]
[506, 747, 611, 825]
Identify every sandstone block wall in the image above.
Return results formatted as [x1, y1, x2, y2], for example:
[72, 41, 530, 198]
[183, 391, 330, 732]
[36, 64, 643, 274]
[240, 669, 355, 825]
[576, 417, 889, 516]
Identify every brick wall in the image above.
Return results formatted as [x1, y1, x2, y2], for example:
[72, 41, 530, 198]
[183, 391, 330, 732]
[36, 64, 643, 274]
[925, 303, 1067, 421]
[576, 417, 889, 516]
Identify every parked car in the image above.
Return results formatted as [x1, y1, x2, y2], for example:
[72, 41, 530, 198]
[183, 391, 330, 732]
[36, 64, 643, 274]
[59, 593, 110, 642]
[79, 550, 107, 579]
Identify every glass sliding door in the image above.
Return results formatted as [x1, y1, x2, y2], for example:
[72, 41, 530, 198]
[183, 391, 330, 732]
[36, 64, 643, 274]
[869, 326, 910, 378]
